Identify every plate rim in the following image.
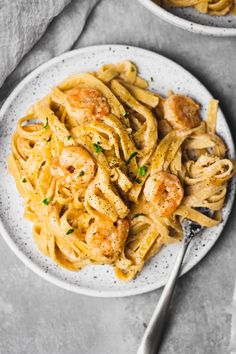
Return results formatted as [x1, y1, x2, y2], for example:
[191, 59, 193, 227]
[138, 0, 236, 37]
[0, 44, 235, 297]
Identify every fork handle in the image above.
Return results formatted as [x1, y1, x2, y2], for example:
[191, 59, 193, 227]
[137, 240, 190, 354]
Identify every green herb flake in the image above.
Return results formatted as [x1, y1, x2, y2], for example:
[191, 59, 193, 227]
[132, 213, 145, 219]
[67, 135, 72, 140]
[150, 77, 154, 82]
[79, 170, 84, 177]
[124, 111, 130, 118]
[135, 178, 142, 184]
[126, 151, 138, 165]
[66, 228, 74, 235]
[131, 66, 135, 72]
[42, 198, 50, 206]
[22, 178, 27, 183]
[139, 165, 147, 177]
[93, 142, 103, 153]
[44, 117, 49, 129]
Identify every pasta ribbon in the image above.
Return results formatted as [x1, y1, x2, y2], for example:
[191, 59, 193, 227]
[161, 0, 234, 15]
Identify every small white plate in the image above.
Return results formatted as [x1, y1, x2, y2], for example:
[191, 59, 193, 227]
[0, 45, 235, 297]
[138, 0, 236, 36]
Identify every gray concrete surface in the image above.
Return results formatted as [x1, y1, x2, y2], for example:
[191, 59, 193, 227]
[1, 0, 236, 353]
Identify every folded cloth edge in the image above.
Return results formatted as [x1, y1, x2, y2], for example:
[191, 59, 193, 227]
[0, 0, 100, 104]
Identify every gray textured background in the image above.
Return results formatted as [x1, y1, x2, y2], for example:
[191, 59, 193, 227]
[1, 0, 236, 353]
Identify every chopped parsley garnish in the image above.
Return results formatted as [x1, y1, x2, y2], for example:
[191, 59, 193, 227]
[66, 228, 74, 235]
[44, 117, 49, 129]
[93, 142, 103, 153]
[135, 178, 142, 184]
[150, 77, 154, 82]
[132, 213, 145, 219]
[79, 170, 84, 177]
[126, 152, 138, 165]
[67, 135, 72, 140]
[139, 165, 147, 177]
[131, 66, 135, 72]
[124, 111, 130, 118]
[22, 178, 27, 183]
[42, 198, 50, 206]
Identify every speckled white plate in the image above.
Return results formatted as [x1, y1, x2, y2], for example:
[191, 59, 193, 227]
[138, 0, 236, 36]
[0, 45, 235, 297]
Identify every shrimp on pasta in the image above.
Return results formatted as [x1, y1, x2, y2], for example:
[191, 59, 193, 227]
[8, 61, 236, 281]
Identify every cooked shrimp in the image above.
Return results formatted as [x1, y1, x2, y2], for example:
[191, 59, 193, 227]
[67, 87, 110, 120]
[85, 218, 129, 261]
[143, 171, 184, 217]
[51, 146, 96, 188]
[163, 94, 201, 130]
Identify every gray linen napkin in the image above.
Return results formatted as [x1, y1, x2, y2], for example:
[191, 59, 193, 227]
[0, 0, 100, 102]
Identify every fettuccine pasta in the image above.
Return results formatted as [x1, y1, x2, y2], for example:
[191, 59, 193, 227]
[155, 0, 236, 16]
[8, 61, 235, 281]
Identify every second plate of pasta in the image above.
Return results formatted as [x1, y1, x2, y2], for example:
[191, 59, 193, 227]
[0, 45, 235, 297]
[138, 0, 236, 36]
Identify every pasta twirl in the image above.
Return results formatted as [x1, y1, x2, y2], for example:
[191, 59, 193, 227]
[8, 61, 235, 281]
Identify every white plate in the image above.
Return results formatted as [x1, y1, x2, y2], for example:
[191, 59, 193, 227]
[0, 45, 235, 297]
[138, 0, 236, 36]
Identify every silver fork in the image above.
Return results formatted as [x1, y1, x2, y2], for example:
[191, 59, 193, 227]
[137, 219, 203, 354]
